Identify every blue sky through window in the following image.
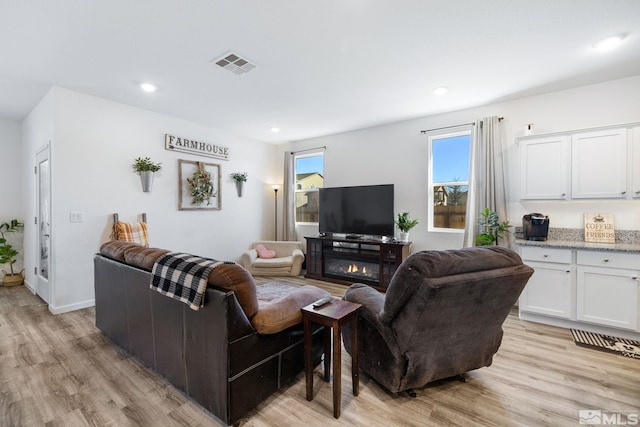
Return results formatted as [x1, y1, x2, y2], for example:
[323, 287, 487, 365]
[296, 155, 324, 175]
[432, 135, 470, 182]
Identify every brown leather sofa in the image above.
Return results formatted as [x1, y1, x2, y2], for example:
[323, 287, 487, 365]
[94, 241, 327, 426]
[342, 246, 533, 394]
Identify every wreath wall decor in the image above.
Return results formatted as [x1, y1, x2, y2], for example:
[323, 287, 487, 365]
[178, 159, 221, 210]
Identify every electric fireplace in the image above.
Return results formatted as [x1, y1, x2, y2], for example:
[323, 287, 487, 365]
[324, 257, 380, 283]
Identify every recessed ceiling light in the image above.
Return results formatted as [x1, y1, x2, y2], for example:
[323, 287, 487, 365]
[139, 83, 157, 93]
[270, 127, 280, 133]
[592, 34, 626, 51]
[433, 86, 448, 96]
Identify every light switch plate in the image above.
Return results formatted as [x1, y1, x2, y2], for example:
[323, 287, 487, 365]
[70, 212, 84, 223]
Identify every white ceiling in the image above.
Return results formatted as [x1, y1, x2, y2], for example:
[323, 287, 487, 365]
[1, 0, 639, 143]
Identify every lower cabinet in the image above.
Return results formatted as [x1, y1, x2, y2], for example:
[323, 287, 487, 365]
[576, 251, 639, 331]
[519, 247, 573, 319]
[519, 245, 640, 334]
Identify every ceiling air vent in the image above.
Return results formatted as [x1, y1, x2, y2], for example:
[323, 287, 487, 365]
[213, 52, 256, 75]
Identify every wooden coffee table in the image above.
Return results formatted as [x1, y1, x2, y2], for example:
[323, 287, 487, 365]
[302, 298, 362, 419]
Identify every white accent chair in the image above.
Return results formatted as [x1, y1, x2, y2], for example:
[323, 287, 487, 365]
[239, 241, 305, 276]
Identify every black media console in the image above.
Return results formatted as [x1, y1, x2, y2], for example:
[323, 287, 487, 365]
[304, 235, 412, 292]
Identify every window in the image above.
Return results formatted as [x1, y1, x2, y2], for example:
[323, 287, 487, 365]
[428, 130, 471, 232]
[294, 152, 324, 223]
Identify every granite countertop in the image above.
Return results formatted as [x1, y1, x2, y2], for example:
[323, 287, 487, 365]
[514, 227, 640, 253]
[514, 238, 640, 253]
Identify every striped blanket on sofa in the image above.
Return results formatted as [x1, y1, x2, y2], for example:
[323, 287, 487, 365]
[150, 252, 224, 310]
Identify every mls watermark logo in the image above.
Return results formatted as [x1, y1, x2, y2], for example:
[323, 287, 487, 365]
[579, 409, 639, 425]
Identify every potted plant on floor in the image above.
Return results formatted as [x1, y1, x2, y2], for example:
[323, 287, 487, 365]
[395, 211, 418, 242]
[133, 156, 162, 192]
[0, 219, 25, 286]
[476, 208, 511, 246]
[230, 172, 248, 197]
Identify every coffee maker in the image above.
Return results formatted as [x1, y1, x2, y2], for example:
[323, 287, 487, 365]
[523, 213, 549, 241]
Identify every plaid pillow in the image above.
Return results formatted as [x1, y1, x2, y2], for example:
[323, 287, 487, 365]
[114, 221, 149, 247]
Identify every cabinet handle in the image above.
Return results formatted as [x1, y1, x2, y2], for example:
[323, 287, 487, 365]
[603, 259, 609, 263]
[621, 191, 626, 195]
[543, 254, 548, 258]
[635, 190, 640, 195]
[632, 277, 638, 281]
[565, 270, 571, 273]
[561, 193, 566, 197]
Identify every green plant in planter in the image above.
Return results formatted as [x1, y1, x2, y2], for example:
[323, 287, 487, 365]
[395, 211, 419, 233]
[230, 172, 248, 182]
[132, 157, 162, 172]
[476, 208, 511, 246]
[0, 219, 24, 277]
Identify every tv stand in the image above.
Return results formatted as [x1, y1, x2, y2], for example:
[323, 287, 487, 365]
[305, 235, 412, 291]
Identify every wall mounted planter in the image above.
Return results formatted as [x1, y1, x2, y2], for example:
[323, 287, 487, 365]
[140, 171, 155, 192]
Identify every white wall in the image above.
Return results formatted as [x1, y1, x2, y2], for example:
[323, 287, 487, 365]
[0, 118, 22, 217]
[22, 87, 279, 313]
[285, 75, 640, 252]
[0, 117, 24, 275]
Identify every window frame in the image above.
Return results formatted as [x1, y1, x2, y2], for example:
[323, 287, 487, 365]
[294, 151, 324, 225]
[427, 128, 472, 233]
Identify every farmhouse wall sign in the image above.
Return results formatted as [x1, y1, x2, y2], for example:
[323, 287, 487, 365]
[165, 133, 230, 160]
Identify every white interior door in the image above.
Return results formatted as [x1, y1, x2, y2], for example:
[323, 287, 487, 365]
[36, 146, 51, 303]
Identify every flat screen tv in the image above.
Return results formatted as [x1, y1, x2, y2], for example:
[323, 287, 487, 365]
[319, 184, 394, 237]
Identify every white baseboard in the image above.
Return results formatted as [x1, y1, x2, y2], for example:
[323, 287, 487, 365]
[49, 299, 95, 315]
[23, 279, 36, 294]
[519, 311, 640, 341]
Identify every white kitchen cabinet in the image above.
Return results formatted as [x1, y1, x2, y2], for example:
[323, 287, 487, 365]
[632, 126, 640, 198]
[576, 250, 640, 331]
[519, 135, 570, 200]
[571, 128, 627, 199]
[519, 247, 574, 319]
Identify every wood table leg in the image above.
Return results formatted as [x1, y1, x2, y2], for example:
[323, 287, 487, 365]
[352, 315, 359, 396]
[303, 314, 313, 401]
[323, 325, 331, 381]
[332, 322, 341, 419]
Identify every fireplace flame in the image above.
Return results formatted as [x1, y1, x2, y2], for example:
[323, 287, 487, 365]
[347, 264, 367, 274]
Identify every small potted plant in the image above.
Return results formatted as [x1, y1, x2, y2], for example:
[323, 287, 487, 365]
[0, 219, 25, 286]
[395, 211, 418, 242]
[133, 157, 162, 192]
[230, 172, 248, 197]
[476, 208, 511, 246]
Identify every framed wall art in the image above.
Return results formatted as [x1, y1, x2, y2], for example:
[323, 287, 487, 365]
[178, 159, 221, 210]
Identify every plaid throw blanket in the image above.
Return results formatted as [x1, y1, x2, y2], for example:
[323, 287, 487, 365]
[114, 221, 149, 247]
[150, 252, 223, 310]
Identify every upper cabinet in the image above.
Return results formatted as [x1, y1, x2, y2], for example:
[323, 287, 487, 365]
[519, 123, 640, 200]
[520, 135, 570, 200]
[571, 128, 627, 199]
[633, 126, 640, 199]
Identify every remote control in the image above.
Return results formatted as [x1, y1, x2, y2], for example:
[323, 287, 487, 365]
[312, 296, 333, 308]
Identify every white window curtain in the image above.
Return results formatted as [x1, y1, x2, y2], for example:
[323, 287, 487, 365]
[463, 116, 509, 248]
[282, 151, 296, 241]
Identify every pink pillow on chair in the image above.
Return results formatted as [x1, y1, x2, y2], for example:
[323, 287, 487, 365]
[256, 244, 276, 259]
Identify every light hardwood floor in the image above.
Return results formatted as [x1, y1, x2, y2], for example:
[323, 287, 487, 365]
[1, 277, 638, 426]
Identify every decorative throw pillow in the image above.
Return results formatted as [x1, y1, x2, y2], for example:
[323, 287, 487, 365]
[114, 221, 149, 247]
[256, 244, 276, 259]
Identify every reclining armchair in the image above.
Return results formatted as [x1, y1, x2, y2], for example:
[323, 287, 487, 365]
[342, 246, 533, 394]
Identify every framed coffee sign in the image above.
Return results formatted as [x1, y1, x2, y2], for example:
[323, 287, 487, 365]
[584, 213, 615, 243]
